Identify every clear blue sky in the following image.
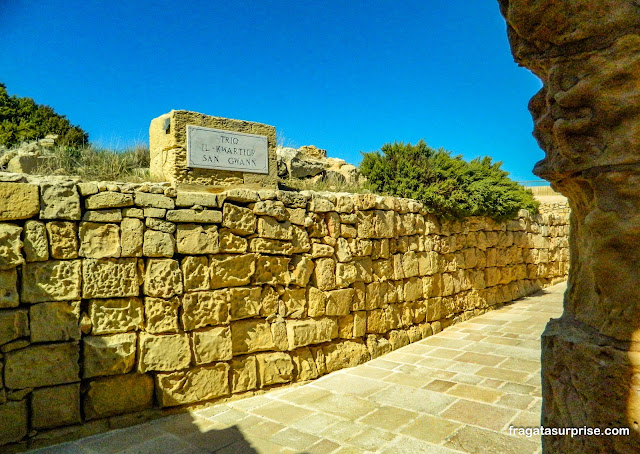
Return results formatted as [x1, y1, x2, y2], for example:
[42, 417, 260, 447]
[0, 1, 545, 183]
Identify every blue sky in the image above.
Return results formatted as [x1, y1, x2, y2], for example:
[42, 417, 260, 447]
[0, 1, 545, 183]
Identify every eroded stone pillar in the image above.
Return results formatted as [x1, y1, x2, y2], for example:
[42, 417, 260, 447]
[499, 1, 640, 451]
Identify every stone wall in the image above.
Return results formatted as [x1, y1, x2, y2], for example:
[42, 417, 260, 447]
[0, 175, 569, 451]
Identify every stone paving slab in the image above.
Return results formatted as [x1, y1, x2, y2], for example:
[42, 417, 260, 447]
[27, 282, 566, 454]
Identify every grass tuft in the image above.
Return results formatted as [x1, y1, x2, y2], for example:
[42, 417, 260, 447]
[32, 144, 150, 182]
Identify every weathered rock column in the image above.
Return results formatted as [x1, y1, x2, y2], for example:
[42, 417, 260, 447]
[499, 1, 640, 451]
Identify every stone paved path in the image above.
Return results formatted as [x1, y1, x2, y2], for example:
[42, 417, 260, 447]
[29, 282, 565, 454]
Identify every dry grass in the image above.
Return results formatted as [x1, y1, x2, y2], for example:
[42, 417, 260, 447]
[34, 144, 150, 182]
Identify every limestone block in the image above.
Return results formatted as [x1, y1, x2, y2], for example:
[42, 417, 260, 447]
[323, 340, 370, 373]
[341, 223, 357, 238]
[376, 210, 396, 238]
[325, 288, 354, 316]
[78, 222, 121, 258]
[354, 311, 367, 337]
[0, 182, 39, 221]
[372, 239, 391, 260]
[277, 190, 308, 208]
[31, 383, 81, 429]
[402, 251, 420, 278]
[176, 191, 220, 208]
[254, 255, 290, 285]
[249, 238, 293, 255]
[83, 333, 136, 378]
[253, 200, 287, 220]
[222, 204, 256, 236]
[30, 301, 80, 342]
[40, 183, 81, 220]
[366, 334, 392, 359]
[166, 209, 222, 223]
[292, 347, 319, 381]
[145, 296, 180, 333]
[22, 260, 82, 303]
[191, 326, 232, 364]
[389, 330, 410, 350]
[210, 254, 256, 288]
[229, 287, 261, 320]
[0, 268, 18, 308]
[426, 298, 442, 322]
[23, 220, 48, 261]
[0, 223, 23, 270]
[155, 364, 230, 407]
[46, 221, 79, 259]
[485, 267, 501, 288]
[271, 318, 288, 351]
[120, 217, 144, 257]
[335, 237, 353, 262]
[349, 239, 373, 257]
[0, 309, 28, 346]
[338, 314, 354, 338]
[365, 282, 389, 310]
[352, 281, 365, 311]
[373, 259, 394, 281]
[138, 332, 191, 372]
[313, 258, 336, 290]
[325, 212, 341, 238]
[85, 192, 134, 210]
[231, 319, 275, 354]
[336, 262, 357, 288]
[309, 197, 335, 213]
[404, 277, 423, 302]
[144, 258, 182, 298]
[366, 308, 389, 334]
[82, 209, 123, 222]
[4, 342, 79, 389]
[311, 243, 334, 258]
[143, 229, 175, 257]
[224, 188, 260, 204]
[257, 217, 292, 240]
[286, 318, 337, 349]
[0, 400, 27, 445]
[353, 257, 373, 283]
[311, 345, 327, 376]
[287, 207, 306, 225]
[182, 256, 210, 291]
[231, 355, 258, 393]
[276, 288, 303, 318]
[260, 286, 280, 317]
[289, 255, 314, 287]
[291, 225, 311, 253]
[84, 373, 154, 420]
[176, 224, 219, 255]
[144, 207, 166, 218]
[219, 228, 248, 253]
[89, 298, 143, 335]
[256, 352, 293, 387]
[182, 290, 229, 330]
[307, 287, 326, 317]
[134, 192, 175, 209]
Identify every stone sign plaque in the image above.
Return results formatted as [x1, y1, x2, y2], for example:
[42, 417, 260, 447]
[186, 125, 269, 174]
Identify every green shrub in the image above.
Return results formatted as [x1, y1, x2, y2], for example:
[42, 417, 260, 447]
[0, 82, 88, 148]
[360, 140, 538, 220]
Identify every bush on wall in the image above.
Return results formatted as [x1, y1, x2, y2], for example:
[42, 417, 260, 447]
[360, 140, 539, 220]
[0, 82, 89, 148]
